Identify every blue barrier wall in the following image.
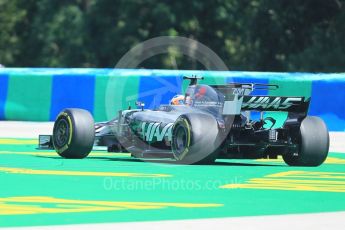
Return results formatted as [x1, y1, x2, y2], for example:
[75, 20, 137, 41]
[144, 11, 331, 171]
[0, 68, 344, 131]
[0, 73, 9, 120]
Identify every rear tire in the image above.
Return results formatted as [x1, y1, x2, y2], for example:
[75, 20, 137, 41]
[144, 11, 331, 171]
[52, 108, 95, 159]
[171, 113, 221, 165]
[283, 116, 329, 166]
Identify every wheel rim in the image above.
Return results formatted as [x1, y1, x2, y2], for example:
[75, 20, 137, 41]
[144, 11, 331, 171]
[172, 123, 189, 159]
[54, 118, 70, 148]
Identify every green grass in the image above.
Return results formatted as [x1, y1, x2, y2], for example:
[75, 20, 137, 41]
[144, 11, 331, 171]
[0, 138, 344, 227]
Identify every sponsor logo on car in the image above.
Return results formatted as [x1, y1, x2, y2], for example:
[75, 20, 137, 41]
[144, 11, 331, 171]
[140, 122, 173, 142]
[233, 87, 247, 95]
[241, 96, 303, 109]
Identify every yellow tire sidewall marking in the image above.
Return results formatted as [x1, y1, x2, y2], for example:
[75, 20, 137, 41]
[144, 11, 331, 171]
[172, 117, 191, 161]
[66, 114, 73, 146]
[178, 118, 191, 160]
[54, 112, 73, 154]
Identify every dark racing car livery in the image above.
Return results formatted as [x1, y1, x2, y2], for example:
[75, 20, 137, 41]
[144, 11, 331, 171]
[39, 76, 329, 166]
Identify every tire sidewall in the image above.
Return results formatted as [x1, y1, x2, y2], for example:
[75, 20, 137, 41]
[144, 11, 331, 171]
[283, 116, 329, 166]
[53, 108, 95, 159]
[299, 116, 329, 166]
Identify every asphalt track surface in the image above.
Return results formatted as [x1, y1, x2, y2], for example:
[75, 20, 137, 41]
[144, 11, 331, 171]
[0, 122, 344, 229]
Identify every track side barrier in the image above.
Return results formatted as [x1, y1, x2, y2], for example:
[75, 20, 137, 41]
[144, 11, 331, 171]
[0, 68, 344, 131]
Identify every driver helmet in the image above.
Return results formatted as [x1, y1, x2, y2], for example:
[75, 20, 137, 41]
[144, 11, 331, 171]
[170, 94, 185, 105]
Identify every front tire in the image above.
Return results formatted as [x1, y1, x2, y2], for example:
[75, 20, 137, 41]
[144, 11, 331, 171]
[52, 108, 95, 159]
[283, 116, 329, 166]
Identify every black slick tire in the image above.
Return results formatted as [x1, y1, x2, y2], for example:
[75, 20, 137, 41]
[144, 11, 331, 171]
[52, 108, 95, 159]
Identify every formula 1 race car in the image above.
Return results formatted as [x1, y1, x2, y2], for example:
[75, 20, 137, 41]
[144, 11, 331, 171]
[39, 76, 329, 166]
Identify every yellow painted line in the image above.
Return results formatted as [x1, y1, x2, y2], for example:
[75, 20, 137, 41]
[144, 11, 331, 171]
[0, 139, 37, 145]
[267, 170, 345, 179]
[0, 150, 130, 157]
[221, 179, 345, 193]
[324, 157, 345, 164]
[250, 178, 345, 185]
[256, 156, 345, 165]
[0, 166, 171, 178]
[0, 196, 222, 215]
[220, 171, 345, 193]
[255, 157, 283, 163]
[0, 151, 57, 157]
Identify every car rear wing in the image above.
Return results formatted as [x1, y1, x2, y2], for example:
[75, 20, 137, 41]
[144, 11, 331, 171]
[211, 83, 310, 115]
